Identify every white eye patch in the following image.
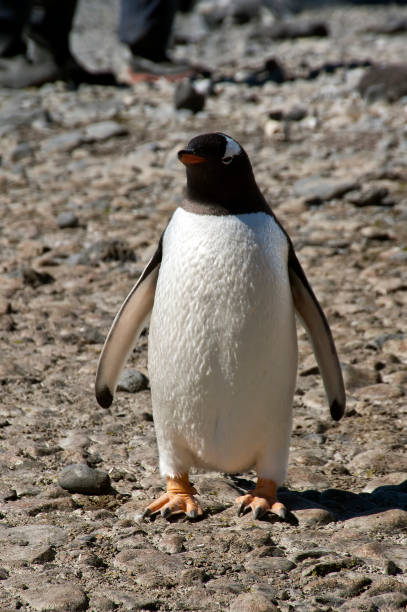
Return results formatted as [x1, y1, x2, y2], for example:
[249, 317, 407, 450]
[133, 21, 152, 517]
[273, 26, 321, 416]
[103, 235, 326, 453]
[223, 135, 241, 158]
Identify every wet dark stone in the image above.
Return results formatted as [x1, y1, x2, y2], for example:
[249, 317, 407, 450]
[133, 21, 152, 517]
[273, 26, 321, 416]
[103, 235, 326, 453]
[58, 464, 111, 495]
[174, 80, 206, 113]
[269, 20, 329, 39]
[21, 267, 55, 287]
[358, 63, 407, 102]
[117, 369, 149, 393]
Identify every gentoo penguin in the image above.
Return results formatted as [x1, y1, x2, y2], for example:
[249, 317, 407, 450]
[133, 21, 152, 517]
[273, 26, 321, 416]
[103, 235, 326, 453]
[95, 132, 345, 520]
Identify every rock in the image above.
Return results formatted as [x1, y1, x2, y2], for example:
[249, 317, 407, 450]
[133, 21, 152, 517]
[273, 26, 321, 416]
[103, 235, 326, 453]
[342, 363, 378, 390]
[346, 186, 392, 207]
[345, 509, 407, 533]
[0, 524, 68, 547]
[206, 577, 244, 593]
[41, 130, 83, 154]
[229, 592, 278, 612]
[180, 568, 205, 585]
[0, 567, 9, 579]
[358, 63, 407, 102]
[174, 79, 206, 113]
[56, 211, 79, 228]
[59, 431, 90, 451]
[362, 473, 407, 493]
[349, 449, 407, 475]
[368, 592, 407, 609]
[306, 557, 362, 577]
[83, 120, 128, 142]
[117, 369, 149, 393]
[21, 267, 55, 287]
[269, 20, 329, 39]
[0, 543, 55, 566]
[199, 0, 261, 26]
[158, 533, 185, 554]
[292, 507, 335, 526]
[22, 584, 89, 612]
[364, 16, 407, 34]
[245, 557, 296, 572]
[85, 239, 137, 263]
[293, 176, 359, 203]
[113, 548, 184, 576]
[9, 142, 34, 162]
[58, 464, 111, 495]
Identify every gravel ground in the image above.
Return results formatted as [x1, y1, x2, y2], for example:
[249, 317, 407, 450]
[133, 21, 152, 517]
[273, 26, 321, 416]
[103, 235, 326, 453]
[0, 1, 407, 611]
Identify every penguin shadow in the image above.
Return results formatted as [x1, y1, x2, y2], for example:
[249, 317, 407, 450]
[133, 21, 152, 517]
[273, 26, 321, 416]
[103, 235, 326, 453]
[231, 476, 407, 524]
[141, 478, 407, 524]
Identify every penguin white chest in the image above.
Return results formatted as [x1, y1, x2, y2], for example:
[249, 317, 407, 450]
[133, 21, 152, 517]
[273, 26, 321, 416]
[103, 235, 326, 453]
[148, 207, 297, 479]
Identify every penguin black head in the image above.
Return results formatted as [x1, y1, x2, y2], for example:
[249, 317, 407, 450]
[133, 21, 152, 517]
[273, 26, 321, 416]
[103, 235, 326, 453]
[178, 132, 269, 214]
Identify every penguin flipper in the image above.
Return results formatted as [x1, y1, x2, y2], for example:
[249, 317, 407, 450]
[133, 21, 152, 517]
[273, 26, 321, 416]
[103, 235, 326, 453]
[95, 237, 163, 408]
[288, 245, 345, 421]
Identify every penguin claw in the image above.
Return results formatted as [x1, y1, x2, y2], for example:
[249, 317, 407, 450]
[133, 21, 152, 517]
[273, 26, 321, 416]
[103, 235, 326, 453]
[186, 508, 197, 520]
[277, 506, 287, 520]
[161, 506, 172, 518]
[142, 508, 151, 519]
[236, 479, 287, 521]
[237, 502, 247, 517]
[253, 505, 265, 520]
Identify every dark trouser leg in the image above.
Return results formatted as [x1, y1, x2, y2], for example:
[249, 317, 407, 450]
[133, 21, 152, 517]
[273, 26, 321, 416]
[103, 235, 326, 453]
[28, 0, 78, 63]
[0, 0, 31, 56]
[119, 0, 177, 62]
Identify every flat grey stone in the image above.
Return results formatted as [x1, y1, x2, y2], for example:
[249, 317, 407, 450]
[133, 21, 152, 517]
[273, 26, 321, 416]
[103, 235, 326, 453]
[345, 509, 407, 533]
[40, 130, 83, 154]
[174, 80, 206, 113]
[358, 63, 407, 102]
[84, 120, 127, 142]
[245, 557, 296, 572]
[293, 176, 359, 202]
[113, 548, 185, 576]
[0, 567, 9, 579]
[22, 584, 89, 612]
[117, 369, 149, 393]
[0, 524, 68, 547]
[0, 543, 55, 566]
[229, 592, 278, 612]
[58, 463, 111, 495]
[56, 211, 79, 229]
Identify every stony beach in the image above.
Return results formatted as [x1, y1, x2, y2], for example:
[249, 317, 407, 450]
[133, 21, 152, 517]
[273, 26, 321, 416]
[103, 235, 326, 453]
[0, 1, 406, 610]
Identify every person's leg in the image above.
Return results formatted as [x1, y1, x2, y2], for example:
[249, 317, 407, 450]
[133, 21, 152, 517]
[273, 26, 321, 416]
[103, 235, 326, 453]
[28, 0, 78, 64]
[119, 0, 177, 62]
[0, 0, 118, 88]
[0, 0, 31, 57]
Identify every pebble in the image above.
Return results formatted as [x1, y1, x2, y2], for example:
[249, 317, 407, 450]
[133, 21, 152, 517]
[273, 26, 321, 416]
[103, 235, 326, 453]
[117, 369, 149, 393]
[358, 63, 407, 101]
[56, 211, 79, 229]
[158, 533, 185, 554]
[268, 19, 329, 39]
[174, 79, 206, 113]
[22, 584, 89, 612]
[0, 543, 55, 566]
[83, 120, 128, 142]
[229, 592, 278, 612]
[58, 464, 111, 495]
[41, 130, 83, 154]
[345, 509, 407, 533]
[292, 507, 335, 526]
[293, 176, 359, 203]
[245, 557, 296, 572]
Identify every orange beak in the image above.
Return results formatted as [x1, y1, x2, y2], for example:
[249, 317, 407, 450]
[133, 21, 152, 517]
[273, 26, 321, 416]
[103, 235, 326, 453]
[178, 150, 206, 166]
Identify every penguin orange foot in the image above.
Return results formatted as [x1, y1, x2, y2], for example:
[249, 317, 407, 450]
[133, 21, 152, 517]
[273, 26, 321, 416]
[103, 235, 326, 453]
[142, 474, 203, 520]
[236, 478, 287, 520]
